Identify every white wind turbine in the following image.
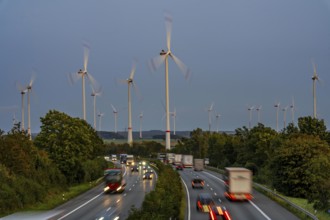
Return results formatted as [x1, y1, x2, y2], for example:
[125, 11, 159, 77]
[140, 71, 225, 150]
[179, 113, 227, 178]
[247, 105, 254, 129]
[91, 85, 102, 130]
[139, 112, 143, 139]
[311, 60, 320, 119]
[255, 106, 262, 124]
[207, 102, 214, 132]
[97, 111, 104, 131]
[290, 96, 295, 124]
[69, 43, 97, 121]
[111, 104, 118, 133]
[16, 82, 27, 131]
[282, 106, 289, 129]
[274, 102, 280, 132]
[149, 13, 190, 150]
[215, 112, 221, 133]
[121, 62, 137, 146]
[26, 74, 35, 140]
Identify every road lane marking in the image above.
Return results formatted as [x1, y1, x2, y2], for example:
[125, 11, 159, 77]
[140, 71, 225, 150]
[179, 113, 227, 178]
[57, 192, 103, 220]
[203, 171, 272, 220]
[180, 177, 190, 220]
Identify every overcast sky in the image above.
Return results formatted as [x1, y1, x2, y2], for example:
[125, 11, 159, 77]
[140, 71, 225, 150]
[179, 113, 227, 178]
[1, 0, 330, 134]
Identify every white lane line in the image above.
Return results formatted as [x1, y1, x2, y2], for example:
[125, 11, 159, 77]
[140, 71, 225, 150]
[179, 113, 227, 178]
[203, 171, 272, 220]
[180, 177, 190, 220]
[106, 207, 112, 212]
[57, 192, 103, 220]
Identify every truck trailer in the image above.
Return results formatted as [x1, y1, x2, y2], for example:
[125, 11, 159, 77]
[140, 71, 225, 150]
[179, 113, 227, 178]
[182, 154, 193, 168]
[193, 159, 204, 171]
[224, 167, 252, 201]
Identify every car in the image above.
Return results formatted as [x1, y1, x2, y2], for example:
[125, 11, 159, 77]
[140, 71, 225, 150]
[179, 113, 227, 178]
[209, 206, 232, 220]
[196, 193, 215, 212]
[192, 178, 205, 189]
[143, 171, 153, 180]
[131, 165, 139, 172]
[176, 164, 183, 170]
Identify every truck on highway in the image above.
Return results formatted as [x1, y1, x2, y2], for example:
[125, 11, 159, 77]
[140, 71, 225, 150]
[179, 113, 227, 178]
[126, 154, 134, 166]
[193, 158, 204, 171]
[103, 168, 126, 193]
[166, 153, 175, 164]
[111, 154, 117, 161]
[182, 154, 193, 168]
[224, 167, 252, 201]
[174, 154, 182, 165]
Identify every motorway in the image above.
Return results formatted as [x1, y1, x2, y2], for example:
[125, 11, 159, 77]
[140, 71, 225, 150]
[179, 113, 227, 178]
[178, 167, 300, 220]
[1, 165, 156, 220]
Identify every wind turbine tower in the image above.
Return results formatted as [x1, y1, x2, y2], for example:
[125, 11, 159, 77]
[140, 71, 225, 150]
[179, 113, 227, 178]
[290, 96, 295, 124]
[139, 112, 143, 139]
[247, 106, 254, 129]
[207, 103, 214, 132]
[111, 104, 118, 133]
[26, 74, 35, 140]
[91, 86, 102, 130]
[149, 13, 190, 150]
[282, 106, 288, 129]
[274, 102, 280, 132]
[255, 106, 262, 124]
[17, 83, 27, 131]
[97, 112, 104, 131]
[171, 108, 177, 135]
[215, 112, 221, 133]
[311, 61, 320, 119]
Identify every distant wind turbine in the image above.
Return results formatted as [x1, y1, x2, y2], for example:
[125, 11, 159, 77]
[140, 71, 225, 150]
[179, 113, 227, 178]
[91, 85, 102, 130]
[207, 102, 214, 132]
[69, 43, 98, 121]
[274, 102, 280, 132]
[97, 112, 104, 131]
[16, 82, 27, 131]
[255, 106, 262, 124]
[149, 12, 190, 150]
[290, 96, 295, 124]
[111, 104, 118, 133]
[247, 105, 254, 129]
[26, 73, 35, 140]
[139, 112, 143, 139]
[170, 108, 177, 135]
[215, 112, 221, 133]
[282, 106, 289, 129]
[311, 60, 320, 119]
[121, 61, 137, 146]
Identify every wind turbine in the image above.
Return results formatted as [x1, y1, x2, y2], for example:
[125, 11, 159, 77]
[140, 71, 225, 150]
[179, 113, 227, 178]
[91, 85, 102, 130]
[16, 82, 27, 131]
[290, 96, 295, 124]
[121, 62, 137, 146]
[111, 104, 118, 133]
[282, 106, 289, 129]
[97, 111, 104, 131]
[207, 102, 214, 132]
[149, 13, 190, 150]
[274, 102, 280, 132]
[26, 74, 35, 140]
[69, 43, 97, 121]
[247, 105, 254, 129]
[311, 60, 320, 119]
[139, 112, 143, 139]
[215, 112, 221, 133]
[255, 105, 262, 124]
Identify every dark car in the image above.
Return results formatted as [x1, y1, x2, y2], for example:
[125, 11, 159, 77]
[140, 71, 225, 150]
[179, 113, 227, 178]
[196, 193, 215, 212]
[143, 171, 153, 180]
[192, 178, 205, 189]
[131, 165, 139, 172]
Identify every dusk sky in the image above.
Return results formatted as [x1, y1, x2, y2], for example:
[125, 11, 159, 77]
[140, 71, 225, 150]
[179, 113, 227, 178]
[1, 0, 330, 133]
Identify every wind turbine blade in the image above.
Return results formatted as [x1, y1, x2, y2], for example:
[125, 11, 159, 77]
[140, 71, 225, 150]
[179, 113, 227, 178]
[129, 62, 136, 80]
[170, 53, 191, 80]
[67, 72, 80, 85]
[29, 72, 36, 87]
[83, 43, 90, 72]
[132, 82, 143, 101]
[164, 12, 172, 51]
[111, 104, 117, 112]
[148, 55, 166, 72]
[16, 81, 26, 92]
[86, 72, 99, 89]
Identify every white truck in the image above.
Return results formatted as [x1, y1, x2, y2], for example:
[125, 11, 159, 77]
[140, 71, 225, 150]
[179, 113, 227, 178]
[174, 154, 182, 165]
[224, 167, 252, 201]
[193, 159, 204, 171]
[126, 155, 134, 166]
[182, 154, 193, 168]
[111, 154, 117, 161]
[166, 153, 175, 164]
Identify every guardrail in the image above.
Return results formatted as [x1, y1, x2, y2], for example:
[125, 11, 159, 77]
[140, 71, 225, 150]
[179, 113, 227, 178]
[205, 166, 319, 220]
